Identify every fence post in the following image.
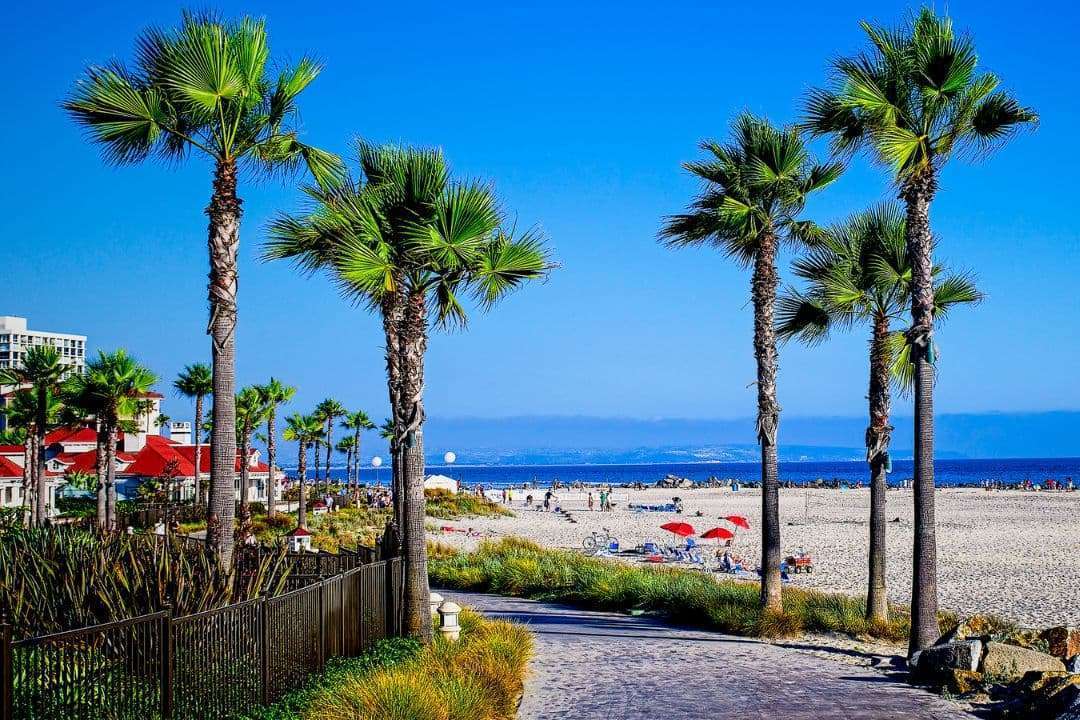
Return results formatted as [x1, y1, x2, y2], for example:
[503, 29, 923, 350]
[1, 618, 12, 720]
[339, 575, 346, 656]
[317, 580, 326, 668]
[260, 597, 271, 706]
[384, 560, 396, 638]
[159, 608, 174, 720]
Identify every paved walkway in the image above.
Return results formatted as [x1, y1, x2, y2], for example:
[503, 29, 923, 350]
[451, 592, 974, 720]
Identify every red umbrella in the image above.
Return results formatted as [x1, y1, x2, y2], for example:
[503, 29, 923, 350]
[700, 527, 735, 541]
[660, 521, 695, 538]
[724, 515, 750, 530]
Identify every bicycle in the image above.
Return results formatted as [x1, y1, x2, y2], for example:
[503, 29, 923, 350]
[582, 527, 619, 552]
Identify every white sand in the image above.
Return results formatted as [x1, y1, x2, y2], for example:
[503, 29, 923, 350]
[431, 486, 1080, 628]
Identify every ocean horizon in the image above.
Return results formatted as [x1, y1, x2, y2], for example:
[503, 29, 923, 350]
[298, 456, 1080, 488]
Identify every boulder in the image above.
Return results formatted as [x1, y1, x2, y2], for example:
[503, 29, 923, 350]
[980, 642, 1065, 682]
[937, 614, 1010, 645]
[945, 669, 984, 696]
[1041, 626, 1080, 661]
[1068, 655, 1079, 674]
[1015, 672, 1080, 719]
[911, 640, 983, 683]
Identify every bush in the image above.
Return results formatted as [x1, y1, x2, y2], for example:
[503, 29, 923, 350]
[430, 538, 929, 642]
[424, 490, 513, 520]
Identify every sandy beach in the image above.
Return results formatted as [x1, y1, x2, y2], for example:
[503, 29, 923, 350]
[431, 486, 1080, 628]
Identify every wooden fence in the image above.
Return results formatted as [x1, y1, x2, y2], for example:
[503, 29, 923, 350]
[0, 557, 402, 720]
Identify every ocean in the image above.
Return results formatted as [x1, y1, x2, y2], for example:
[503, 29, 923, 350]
[335, 457, 1080, 488]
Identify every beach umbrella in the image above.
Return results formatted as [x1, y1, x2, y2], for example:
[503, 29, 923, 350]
[700, 526, 735, 550]
[724, 515, 750, 530]
[660, 522, 695, 542]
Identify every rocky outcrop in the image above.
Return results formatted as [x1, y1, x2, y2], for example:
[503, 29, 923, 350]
[1007, 672, 1080, 719]
[1042, 626, 1080, 661]
[656, 474, 693, 489]
[910, 640, 982, 683]
[981, 642, 1065, 682]
[945, 669, 983, 696]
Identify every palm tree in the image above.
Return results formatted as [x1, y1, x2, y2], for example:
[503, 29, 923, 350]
[777, 203, 981, 624]
[336, 436, 356, 487]
[255, 378, 295, 517]
[804, 8, 1037, 652]
[660, 114, 840, 612]
[342, 410, 375, 487]
[0, 346, 67, 526]
[1, 388, 61, 526]
[315, 399, 346, 492]
[266, 142, 553, 641]
[173, 363, 213, 505]
[65, 12, 342, 566]
[235, 386, 268, 527]
[283, 413, 323, 529]
[66, 350, 156, 529]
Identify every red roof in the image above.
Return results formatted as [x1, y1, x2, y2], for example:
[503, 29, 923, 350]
[0, 455, 22, 478]
[44, 426, 97, 446]
[285, 527, 312, 536]
[0, 445, 23, 455]
[172, 444, 268, 473]
[137, 391, 164, 399]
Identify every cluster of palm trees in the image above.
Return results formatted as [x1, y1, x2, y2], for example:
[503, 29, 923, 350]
[66, 11, 552, 641]
[663, 8, 1034, 653]
[0, 347, 157, 529]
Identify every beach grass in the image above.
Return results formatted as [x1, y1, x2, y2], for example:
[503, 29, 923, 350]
[424, 488, 514, 520]
[429, 538, 949, 643]
[298, 609, 532, 720]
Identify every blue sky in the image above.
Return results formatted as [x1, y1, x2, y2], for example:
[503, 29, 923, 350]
[3, 0, 1078, 432]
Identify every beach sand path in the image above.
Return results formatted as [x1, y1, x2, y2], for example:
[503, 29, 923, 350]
[453, 591, 974, 720]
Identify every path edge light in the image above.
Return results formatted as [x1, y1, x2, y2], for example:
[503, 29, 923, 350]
[438, 600, 461, 641]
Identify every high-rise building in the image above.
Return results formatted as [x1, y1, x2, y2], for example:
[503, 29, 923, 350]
[0, 316, 87, 431]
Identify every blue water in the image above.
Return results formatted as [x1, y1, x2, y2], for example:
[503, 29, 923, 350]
[338, 457, 1080, 488]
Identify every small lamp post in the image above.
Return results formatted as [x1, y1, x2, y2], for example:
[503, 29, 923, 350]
[444, 451, 459, 491]
[372, 456, 383, 486]
[438, 600, 461, 641]
[429, 592, 444, 624]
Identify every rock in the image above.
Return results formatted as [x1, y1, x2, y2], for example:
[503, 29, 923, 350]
[1041, 626, 1080, 661]
[911, 640, 982, 683]
[937, 614, 1009, 645]
[980, 642, 1065, 682]
[1015, 672, 1080, 719]
[999, 627, 1043, 650]
[945, 669, 983, 696]
[1067, 655, 1079, 673]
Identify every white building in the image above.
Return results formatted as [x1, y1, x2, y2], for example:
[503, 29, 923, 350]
[0, 316, 87, 433]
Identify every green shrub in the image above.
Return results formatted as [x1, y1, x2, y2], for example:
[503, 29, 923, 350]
[430, 538, 924, 642]
[424, 490, 513, 520]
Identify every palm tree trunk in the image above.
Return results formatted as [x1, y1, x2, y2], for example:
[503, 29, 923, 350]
[34, 386, 48, 525]
[398, 290, 432, 641]
[380, 292, 406, 537]
[266, 410, 277, 518]
[206, 159, 241, 569]
[752, 231, 783, 613]
[105, 423, 118, 530]
[22, 434, 34, 527]
[903, 172, 940, 654]
[866, 314, 893, 625]
[297, 441, 308, 529]
[324, 419, 333, 489]
[194, 395, 204, 506]
[353, 426, 362, 488]
[95, 425, 107, 528]
[240, 427, 251, 515]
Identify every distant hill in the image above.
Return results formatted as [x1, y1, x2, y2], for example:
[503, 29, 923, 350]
[414, 411, 1079, 465]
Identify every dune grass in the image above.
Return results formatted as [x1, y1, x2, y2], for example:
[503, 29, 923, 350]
[425, 489, 514, 520]
[301, 609, 532, 720]
[429, 538, 952, 643]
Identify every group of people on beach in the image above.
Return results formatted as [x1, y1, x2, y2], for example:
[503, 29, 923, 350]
[982, 477, 1074, 491]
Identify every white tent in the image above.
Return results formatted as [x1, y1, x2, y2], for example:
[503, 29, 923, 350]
[424, 474, 459, 494]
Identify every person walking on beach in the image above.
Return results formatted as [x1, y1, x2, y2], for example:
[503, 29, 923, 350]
[599, 489, 607, 512]
[588, 491, 595, 511]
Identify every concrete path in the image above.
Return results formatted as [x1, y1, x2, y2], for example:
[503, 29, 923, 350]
[451, 592, 973, 720]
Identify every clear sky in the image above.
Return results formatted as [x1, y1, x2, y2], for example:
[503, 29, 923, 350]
[3, 1, 1078, 431]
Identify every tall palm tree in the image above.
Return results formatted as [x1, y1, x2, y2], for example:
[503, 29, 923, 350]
[255, 378, 295, 517]
[65, 12, 342, 566]
[336, 436, 356, 488]
[1, 388, 61, 526]
[777, 203, 980, 624]
[283, 413, 323, 529]
[342, 410, 375, 487]
[0, 346, 67, 526]
[660, 114, 840, 612]
[66, 350, 156, 529]
[266, 142, 553, 641]
[235, 386, 268, 525]
[315, 399, 346, 491]
[173, 363, 213, 505]
[804, 8, 1036, 651]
